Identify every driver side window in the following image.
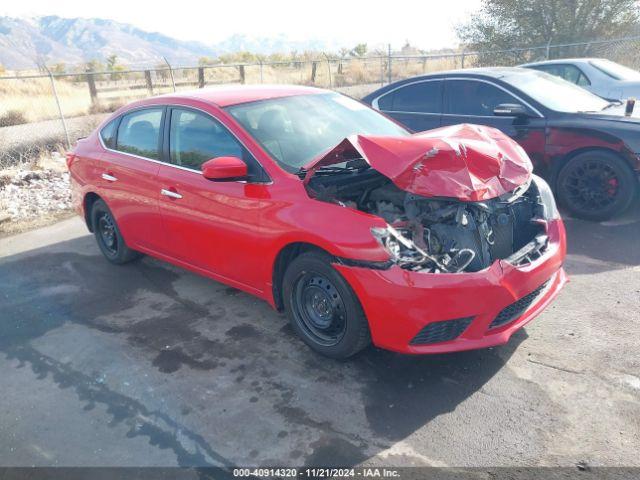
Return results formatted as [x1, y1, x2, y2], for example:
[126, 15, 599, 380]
[446, 80, 518, 116]
[169, 108, 243, 171]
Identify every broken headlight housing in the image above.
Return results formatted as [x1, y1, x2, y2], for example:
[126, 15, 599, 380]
[532, 174, 560, 220]
[371, 225, 421, 263]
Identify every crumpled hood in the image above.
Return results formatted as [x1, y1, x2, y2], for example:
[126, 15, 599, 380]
[303, 123, 533, 201]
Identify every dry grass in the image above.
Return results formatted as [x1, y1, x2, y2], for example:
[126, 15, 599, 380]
[0, 110, 27, 127]
[0, 209, 75, 237]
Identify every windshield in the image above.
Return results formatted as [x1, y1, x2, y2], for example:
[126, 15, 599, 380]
[590, 59, 640, 81]
[504, 69, 609, 113]
[226, 93, 409, 171]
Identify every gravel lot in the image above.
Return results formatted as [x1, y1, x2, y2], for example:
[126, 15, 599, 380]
[0, 203, 638, 470]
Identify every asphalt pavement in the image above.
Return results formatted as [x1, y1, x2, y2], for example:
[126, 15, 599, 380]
[0, 204, 639, 468]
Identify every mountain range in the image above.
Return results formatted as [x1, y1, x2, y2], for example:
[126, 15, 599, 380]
[0, 15, 344, 69]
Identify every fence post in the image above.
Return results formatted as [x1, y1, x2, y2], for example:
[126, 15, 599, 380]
[44, 66, 71, 149]
[144, 70, 154, 95]
[546, 39, 552, 59]
[238, 65, 246, 84]
[198, 67, 205, 88]
[259, 61, 264, 83]
[86, 72, 98, 105]
[163, 57, 176, 92]
[323, 54, 332, 88]
[387, 44, 392, 84]
[310, 61, 318, 84]
[461, 53, 465, 69]
[380, 57, 384, 86]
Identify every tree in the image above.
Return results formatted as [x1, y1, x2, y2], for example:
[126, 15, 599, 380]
[106, 54, 118, 70]
[85, 59, 104, 73]
[457, 0, 640, 63]
[198, 56, 218, 66]
[51, 63, 66, 74]
[350, 43, 368, 57]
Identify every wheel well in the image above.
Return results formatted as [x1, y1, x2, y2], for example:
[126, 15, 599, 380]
[551, 147, 631, 191]
[83, 192, 101, 232]
[272, 242, 332, 311]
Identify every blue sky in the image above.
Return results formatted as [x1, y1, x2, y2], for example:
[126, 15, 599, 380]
[1, 0, 483, 50]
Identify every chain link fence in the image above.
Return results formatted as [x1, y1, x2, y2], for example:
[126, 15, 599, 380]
[2, 35, 640, 169]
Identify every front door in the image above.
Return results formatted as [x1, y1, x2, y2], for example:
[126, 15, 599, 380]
[157, 107, 270, 292]
[441, 79, 547, 167]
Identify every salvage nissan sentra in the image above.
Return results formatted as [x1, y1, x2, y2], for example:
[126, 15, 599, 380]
[67, 85, 567, 359]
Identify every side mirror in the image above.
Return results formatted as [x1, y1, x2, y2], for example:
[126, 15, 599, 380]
[493, 103, 530, 117]
[202, 156, 247, 181]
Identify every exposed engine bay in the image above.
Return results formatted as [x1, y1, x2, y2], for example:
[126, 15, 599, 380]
[306, 164, 549, 273]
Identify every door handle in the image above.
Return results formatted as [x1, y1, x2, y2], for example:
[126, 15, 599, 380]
[161, 188, 183, 199]
[101, 173, 117, 182]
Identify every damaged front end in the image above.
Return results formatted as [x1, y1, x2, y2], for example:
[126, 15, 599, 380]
[302, 124, 558, 274]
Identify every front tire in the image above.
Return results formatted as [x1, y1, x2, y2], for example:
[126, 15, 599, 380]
[91, 199, 141, 264]
[557, 151, 637, 221]
[282, 251, 371, 359]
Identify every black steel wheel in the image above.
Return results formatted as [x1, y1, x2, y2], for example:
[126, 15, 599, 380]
[91, 199, 142, 264]
[557, 151, 637, 221]
[282, 251, 371, 359]
[97, 210, 118, 256]
[292, 273, 347, 347]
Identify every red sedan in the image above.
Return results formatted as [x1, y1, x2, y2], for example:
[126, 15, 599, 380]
[67, 86, 567, 359]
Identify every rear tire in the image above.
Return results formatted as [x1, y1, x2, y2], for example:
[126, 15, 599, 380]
[282, 251, 371, 359]
[557, 151, 637, 221]
[91, 199, 141, 265]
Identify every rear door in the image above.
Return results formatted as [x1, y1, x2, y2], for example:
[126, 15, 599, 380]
[441, 78, 547, 166]
[373, 80, 443, 132]
[156, 106, 270, 292]
[98, 107, 166, 253]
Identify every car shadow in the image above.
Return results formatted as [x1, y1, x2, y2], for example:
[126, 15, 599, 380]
[560, 196, 640, 275]
[0, 234, 526, 467]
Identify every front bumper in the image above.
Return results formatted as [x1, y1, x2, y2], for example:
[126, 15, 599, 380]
[334, 219, 567, 354]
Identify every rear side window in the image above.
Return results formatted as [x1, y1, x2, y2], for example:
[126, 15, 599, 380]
[116, 108, 163, 160]
[377, 81, 442, 113]
[169, 108, 243, 170]
[531, 65, 590, 86]
[100, 119, 118, 149]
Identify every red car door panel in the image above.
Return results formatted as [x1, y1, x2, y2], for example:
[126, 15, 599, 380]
[96, 107, 166, 252]
[97, 150, 163, 252]
[156, 106, 269, 292]
[157, 166, 267, 292]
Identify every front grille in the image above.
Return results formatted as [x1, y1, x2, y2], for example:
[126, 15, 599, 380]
[489, 280, 550, 329]
[410, 316, 474, 345]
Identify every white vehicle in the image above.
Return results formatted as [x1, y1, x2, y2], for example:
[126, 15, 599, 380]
[521, 58, 640, 101]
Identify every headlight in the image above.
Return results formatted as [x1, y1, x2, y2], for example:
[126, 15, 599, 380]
[371, 225, 407, 261]
[532, 174, 560, 220]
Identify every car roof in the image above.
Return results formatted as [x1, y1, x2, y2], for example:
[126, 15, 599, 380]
[151, 84, 327, 107]
[387, 66, 539, 81]
[521, 58, 606, 67]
